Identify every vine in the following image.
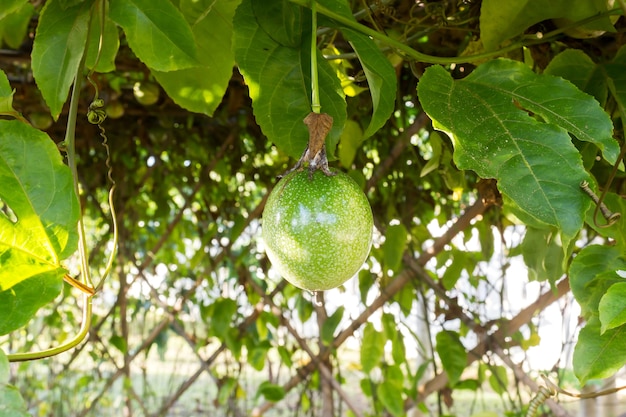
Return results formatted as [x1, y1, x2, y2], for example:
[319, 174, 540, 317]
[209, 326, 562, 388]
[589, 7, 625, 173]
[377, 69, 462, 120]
[6, 0, 118, 362]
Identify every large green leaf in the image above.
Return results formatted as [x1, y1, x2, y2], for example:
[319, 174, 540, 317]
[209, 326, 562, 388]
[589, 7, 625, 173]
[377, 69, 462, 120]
[436, 330, 467, 386]
[109, 0, 198, 72]
[573, 317, 626, 384]
[418, 59, 615, 244]
[0, 120, 79, 335]
[545, 49, 608, 106]
[153, 0, 241, 116]
[480, 0, 616, 51]
[31, 0, 92, 119]
[233, 0, 346, 159]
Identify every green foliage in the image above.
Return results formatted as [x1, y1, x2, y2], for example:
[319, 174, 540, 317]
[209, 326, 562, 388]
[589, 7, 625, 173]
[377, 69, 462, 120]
[152, 0, 240, 115]
[1, 0, 626, 415]
[480, 0, 616, 50]
[0, 120, 79, 335]
[31, 0, 92, 119]
[108, 0, 198, 71]
[436, 330, 467, 386]
[233, 0, 346, 159]
[418, 58, 615, 246]
[570, 245, 626, 383]
[360, 322, 385, 374]
[0, 350, 30, 417]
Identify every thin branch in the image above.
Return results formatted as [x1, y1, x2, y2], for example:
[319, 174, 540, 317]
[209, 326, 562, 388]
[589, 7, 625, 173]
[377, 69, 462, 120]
[406, 278, 571, 410]
[492, 345, 571, 417]
[247, 277, 364, 417]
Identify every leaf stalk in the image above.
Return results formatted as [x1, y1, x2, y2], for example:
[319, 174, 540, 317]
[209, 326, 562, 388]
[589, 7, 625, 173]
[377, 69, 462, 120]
[310, 1, 321, 113]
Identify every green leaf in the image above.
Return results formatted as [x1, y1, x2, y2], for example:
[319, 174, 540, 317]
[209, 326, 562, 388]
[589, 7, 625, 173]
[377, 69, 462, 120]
[383, 223, 407, 273]
[0, 120, 79, 335]
[391, 333, 406, 366]
[0, 383, 31, 417]
[248, 345, 269, 371]
[217, 377, 238, 405]
[604, 45, 626, 120]
[480, 0, 616, 51]
[233, 0, 346, 159]
[418, 59, 615, 244]
[251, 0, 301, 47]
[256, 381, 285, 402]
[316, 0, 396, 139]
[338, 120, 364, 168]
[441, 250, 467, 290]
[340, 27, 397, 138]
[0, 0, 27, 20]
[519, 227, 565, 284]
[420, 131, 444, 178]
[85, 11, 120, 73]
[109, 0, 198, 72]
[0, 1, 34, 50]
[153, 0, 240, 116]
[488, 365, 509, 395]
[31, 0, 92, 119]
[377, 377, 404, 417]
[110, 334, 128, 354]
[0, 71, 14, 115]
[573, 317, 626, 384]
[570, 245, 626, 318]
[584, 192, 626, 252]
[435, 330, 467, 386]
[0, 350, 8, 383]
[545, 49, 608, 106]
[599, 283, 626, 334]
[321, 306, 344, 346]
[0, 273, 63, 336]
[360, 322, 385, 374]
[210, 298, 238, 339]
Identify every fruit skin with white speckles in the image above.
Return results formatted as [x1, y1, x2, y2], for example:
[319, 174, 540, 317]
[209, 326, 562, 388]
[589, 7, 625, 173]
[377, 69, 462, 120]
[262, 169, 373, 291]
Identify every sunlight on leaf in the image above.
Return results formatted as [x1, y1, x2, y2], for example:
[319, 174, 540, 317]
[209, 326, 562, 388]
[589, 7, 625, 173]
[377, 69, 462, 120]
[0, 120, 79, 335]
[233, 0, 346, 159]
[109, 0, 198, 72]
[153, 0, 241, 116]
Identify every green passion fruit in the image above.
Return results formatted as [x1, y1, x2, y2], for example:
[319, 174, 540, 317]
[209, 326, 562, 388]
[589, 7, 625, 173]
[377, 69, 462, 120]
[262, 169, 373, 291]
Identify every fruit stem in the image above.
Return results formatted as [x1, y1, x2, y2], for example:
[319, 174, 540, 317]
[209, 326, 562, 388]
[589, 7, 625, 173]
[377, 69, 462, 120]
[310, 1, 321, 114]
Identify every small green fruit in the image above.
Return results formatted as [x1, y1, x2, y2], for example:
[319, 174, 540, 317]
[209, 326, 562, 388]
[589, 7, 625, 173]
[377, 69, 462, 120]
[262, 170, 373, 291]
[133, 81, 160, 106]
[105, 100, 125, 119]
